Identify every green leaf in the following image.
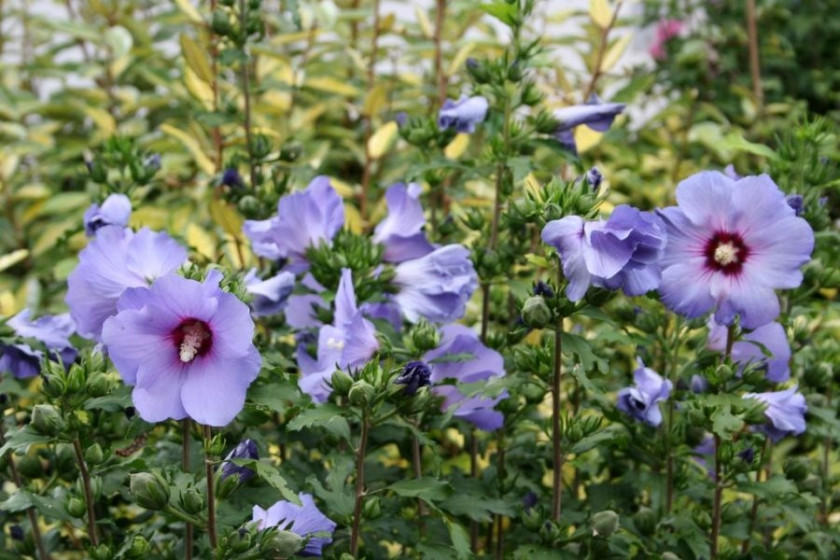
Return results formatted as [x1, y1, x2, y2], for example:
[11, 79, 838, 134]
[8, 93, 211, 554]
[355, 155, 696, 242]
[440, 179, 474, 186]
[440, 493, 515, 522]
[570, 424, 624, 455]
[480, 3, 519, 26]
[0, 426, 53, 456]
[389, 477, 452, 502]
[0, 490, 74, 522]
[711, 404, 744, 438]
[84, 385, 132, 411]
[236, 459, 299, 504]
[442, 516, 471, 560]
[561, 332, 609, 374]
[739, 474, 797, 499]
[287, 405, 351, 443]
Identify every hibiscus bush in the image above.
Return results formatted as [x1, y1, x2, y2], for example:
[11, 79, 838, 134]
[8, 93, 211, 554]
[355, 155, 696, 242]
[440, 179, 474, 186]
[1, 1, 839, 559]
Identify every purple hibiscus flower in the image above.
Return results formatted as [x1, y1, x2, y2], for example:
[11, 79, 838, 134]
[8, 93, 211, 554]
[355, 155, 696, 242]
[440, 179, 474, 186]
[541, 205, 666, 302]
[392, 245, 478, 324]
[219, 439, 259, 483]
[422, 325, 507, 431]
[242, 176, 344, 273]
[552, 94, 625, 155]
[616, 360, 672, 427]
[707, 318, 791, 382]
[372, 183, 435, 263]
[83, 194, 132, 236]
[438, 95, 489, 133]
[101, 271, 261, 427]
[0, 310, 76, 378]
[296, 269, 379, 403]
[66, 226, 187, 341]
[244, 269, 296, 317]
[286, 274, 329, 330]
[253, 493, 337, 557]
[744, 386, 807, 442]
[657, 172, 814, 329]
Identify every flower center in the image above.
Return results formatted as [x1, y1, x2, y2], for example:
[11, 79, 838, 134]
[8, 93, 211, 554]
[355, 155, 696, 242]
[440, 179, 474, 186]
[172, 319, 212, 363]
[704, 232, 749, 275]
[326, 337, 345, 351]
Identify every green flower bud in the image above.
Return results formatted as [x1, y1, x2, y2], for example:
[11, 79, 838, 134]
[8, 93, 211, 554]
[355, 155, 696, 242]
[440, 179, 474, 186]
[130, 472, 171, 511]
[784, 457, 809, 482]
[180, 486, 204, 515]
[364, 496, 381, 519]
[90, 543, 113, 560]
[520, 383, 546, 405]
[520, 82, 543, 106]
[229, 528, 253, 553]
[461, 208, 485, 231]
[17, 454, 43, 479]
[522, 508, 542, 531]
[409, 321, 440, 353]
[85, 374, 111, 398]
[661, 553, 681, 560]
[330, 370, 353, 397]
[65, 363, 86, 393]
[522, 296, 551, 328]
[41, 372, 67, 398]
[88, 161, 108, 183]
[348, 380, 375, 407]
[693, 510, 711, 530]
[799, 473, 821, 494]
[260, 529, 304, 559]
[633, 506, 656, 536]
[238, 195, 261, 217]
[216, 472, 241, 500]
[124, 535, 151, 559]
[31, 404, 64, 436]
[66, 497, 86, 518]
[84, 443, 104, 466]
[211, 11, 233, 35]
[721, 502, 743, 524]
[465, 58, 490, 84]
[591, 510, 620, 537]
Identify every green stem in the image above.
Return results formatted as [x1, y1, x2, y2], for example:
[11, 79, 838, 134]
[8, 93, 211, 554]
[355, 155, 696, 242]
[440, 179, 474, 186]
[204, 425, 218, 551]
[350, 411, 370, 556]
[742, 438, 770, 554]
[551, 285, 564, 521]
[72, 437, 99, 546]
[164, 505, 206, 527]
[183, 421, 193, 560]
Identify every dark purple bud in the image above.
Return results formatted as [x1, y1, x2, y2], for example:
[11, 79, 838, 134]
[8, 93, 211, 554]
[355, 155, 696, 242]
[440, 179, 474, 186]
[690, 374, 708, 394]
[532, 281, 555, 298]
[522, 491, 538, 512]
[394, 112, 408, 128]
[124, 406, 136, 419]
[9, 525, 24, 541]
[219, 439, 259, 483]
[395, 361, 432, 396]
[785, 194, 804, 216]
[144, 153, 161, 172]
[585, 167, 603, 191]
[0, 393, 6, 405]
[221, 168, 245, 189]
[738, 447, 755, 464]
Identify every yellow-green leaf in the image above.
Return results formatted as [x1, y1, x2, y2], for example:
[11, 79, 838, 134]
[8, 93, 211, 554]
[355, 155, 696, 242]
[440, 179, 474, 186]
[444, 133, 470, 160]
[160, 123, 214, 175]
[209, 199, 244, 238]
[447, 42, 476, 77]
[574, 126, 603, 154]
[173, 0, 204, 24]
[590, 0, 613, 28]
[180, 34, 213, 83]
[414, 5, 433, 39]
[367, 121, 399, 159]
[601, 33, 632, 73]
[83, 106, 116, 137]
[305, 76, 360, 97]
[344, 203, 364, 235]
[363, 84, 388, 117]
[0, 249, 29, 273]
[184, 67, 214, 110]
[187, 223, 216, 260]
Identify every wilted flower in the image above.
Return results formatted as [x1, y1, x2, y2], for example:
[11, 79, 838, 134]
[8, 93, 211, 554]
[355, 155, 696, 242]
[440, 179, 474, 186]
[438, 95, 489, 133]
[392, 245, 478, 323]
[744, 386, 807, 442]
[83, 194, 131, 236]
[296, 269, 379, 403]
[0, 310, 76, 378]
[552, 94, 625, 154]
[616, 360, 672, 427]
[243, 176, 344, 272]
[219, 439, 259, 483]
[707, 319, 791, 382]
[101, 271, 261, 426]
[650, 19, 684, 60]
[244, 269, 295, 317]
[657, 172, 814, 329]
[423, 325, 507, 431]
[541, 205, 666, 301]
[66, 226, 187, 340]
[372, 183, 435, 263]
[395, 361, 432, 395]
[253, 493, 337, 557]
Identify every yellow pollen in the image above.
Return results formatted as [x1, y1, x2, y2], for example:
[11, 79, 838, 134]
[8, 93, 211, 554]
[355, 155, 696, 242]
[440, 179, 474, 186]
[179, 326, 206, 363]
[714, 242, 739, 266]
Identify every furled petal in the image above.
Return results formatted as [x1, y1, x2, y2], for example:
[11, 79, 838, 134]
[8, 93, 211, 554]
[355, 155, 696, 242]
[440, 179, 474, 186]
[84, 194, 132, 236]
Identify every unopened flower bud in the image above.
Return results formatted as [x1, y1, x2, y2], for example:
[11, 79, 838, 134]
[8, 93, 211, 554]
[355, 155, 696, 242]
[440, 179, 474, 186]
[260, 529, 304, 559]
[130, 472, 170, 511]
[395, 362, 431, 396]
[409, 321, 440, 353]
[84, 443, 104, 466]
[41, 372, 67, 398]
[66, 497, 86, 518]
[229, 528, 252, 553]
[348, 380, 375, 407]
[585, 167, 603, 191]
[65, 364, 86, 393]
[180, 486, 204, 515]
[522, 296, 551, 328]
[364, 496, 382, 519]
[784, 457, 809, 482]
[124, 535, 151, 559]
[31, 404, 64, 436]
[85, 373, 110, 397]
[591, 510, 620, 537]
[90, 544, 113, 560]
[633, 506, 656, 536]
[330, 370, 354, 397]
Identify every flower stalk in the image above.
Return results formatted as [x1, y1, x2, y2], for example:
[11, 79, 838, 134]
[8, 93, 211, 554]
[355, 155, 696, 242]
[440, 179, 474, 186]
[204, 425, 218, 552]
[183, 420, 193, 560]
[551, 279, 564, 521]
[72, 436, 99, 546]
[350, 410, 370, 556]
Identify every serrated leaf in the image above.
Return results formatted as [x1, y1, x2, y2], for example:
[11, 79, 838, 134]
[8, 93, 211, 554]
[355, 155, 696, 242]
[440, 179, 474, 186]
[443, 516, 471, 560]
[236, 459, 300, 503]
[440, 493, 515, 522]
[0, 426, 52, 456]
[570, 424, 623, 454]
[590, 0, 613, 28]
[180, 34, 213, 83]
[389, 477, 452, 502]
[711, 404, 743, 438]
[367, 121, 398, 159]
[287, 405, 351, 443]
[601, 33, 632, 73]
[0, 490, 74, 522]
